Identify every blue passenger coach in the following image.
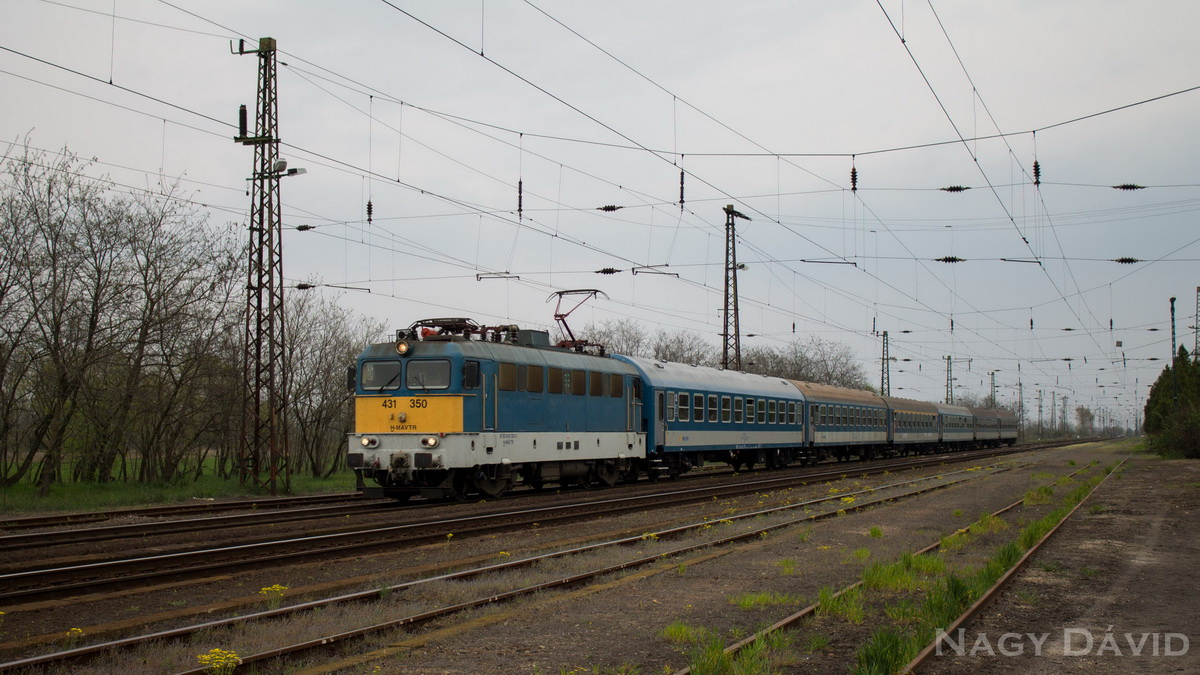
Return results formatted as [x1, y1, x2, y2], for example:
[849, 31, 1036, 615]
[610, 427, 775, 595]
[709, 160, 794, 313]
[615, 356, 807, 475]
[790, 381, 888, 462]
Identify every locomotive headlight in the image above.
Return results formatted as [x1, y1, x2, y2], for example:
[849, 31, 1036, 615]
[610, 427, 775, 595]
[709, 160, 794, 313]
[360, 436, 380, 449]
[395, 340, 411, 355]
[420, 435, 440, 448]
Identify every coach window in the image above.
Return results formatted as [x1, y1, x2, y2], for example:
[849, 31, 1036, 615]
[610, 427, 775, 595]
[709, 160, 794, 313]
[406, 359, 450, 390]
[766, 400, 776, 424]
[733, 397, 743, 423]
[707, 394, 718, 422]
[721, 396, 731, 423]
[361, 361, 403, 391]
[746, 398, 755, 424]
[609, 374, 622, 397]
[527, 365, 544, 393]
[694, 393, 704, 422]
[572, 370, 587, 396]
[667, 392, 677, 421]
[548, 367, 564, 394]
[678, 393, 690, 421]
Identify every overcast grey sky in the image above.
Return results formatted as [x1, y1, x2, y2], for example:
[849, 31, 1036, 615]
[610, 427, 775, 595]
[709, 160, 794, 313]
[4, 0, 1199, 426]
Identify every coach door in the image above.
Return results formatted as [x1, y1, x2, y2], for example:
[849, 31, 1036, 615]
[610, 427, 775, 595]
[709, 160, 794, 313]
[655, 391, 666, 449]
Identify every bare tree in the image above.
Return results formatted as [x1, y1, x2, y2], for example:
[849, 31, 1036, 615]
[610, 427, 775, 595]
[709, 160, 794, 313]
[651, 329, 717, 366]
[286, 290, 386, 478]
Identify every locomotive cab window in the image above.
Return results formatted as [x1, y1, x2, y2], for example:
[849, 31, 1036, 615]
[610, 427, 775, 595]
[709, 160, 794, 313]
[462, 360, 480, 389]
[406, 359, 450, 390]
[361, 361, 403, 391]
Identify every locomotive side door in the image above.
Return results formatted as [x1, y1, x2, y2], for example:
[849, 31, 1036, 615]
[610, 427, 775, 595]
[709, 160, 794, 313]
[481, 363, 497, 431]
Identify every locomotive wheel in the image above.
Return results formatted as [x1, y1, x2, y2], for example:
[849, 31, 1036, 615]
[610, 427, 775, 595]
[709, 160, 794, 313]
[450, 473, 471, 502]
[594, 463, 620, 487]
[474, 475, 512, 498]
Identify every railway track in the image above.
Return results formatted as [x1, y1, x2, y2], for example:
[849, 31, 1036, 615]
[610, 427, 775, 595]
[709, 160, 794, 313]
[0, 446, 1028, 605]
[3, 444, 1060, 557]
[0, 449, 1030, 673]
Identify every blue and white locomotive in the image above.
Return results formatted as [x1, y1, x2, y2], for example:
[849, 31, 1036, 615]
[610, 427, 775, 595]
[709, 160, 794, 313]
[347, 318, 1018, 500]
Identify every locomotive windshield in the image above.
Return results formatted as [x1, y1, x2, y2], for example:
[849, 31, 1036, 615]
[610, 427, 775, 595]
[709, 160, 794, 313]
[361, 361, 403, 391]
[406, 359, 451, 390]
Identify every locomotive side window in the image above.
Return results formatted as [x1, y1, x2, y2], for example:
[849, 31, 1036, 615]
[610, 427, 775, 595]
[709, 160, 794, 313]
[609, 374, 622, 397]
[678, 392, 690, 421]
[548, 367, 564, 394]
[406, 360, 450, 390]
[361, 361, 403, 391]
[707, 394, 718, 422]
[590, 371, 605, 397]
[571, 370, 586, 396]
[527, 365, 544, 393]
[498, 363, 517, 391]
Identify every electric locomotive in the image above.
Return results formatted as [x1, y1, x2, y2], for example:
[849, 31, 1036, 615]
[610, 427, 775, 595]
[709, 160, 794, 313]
[347, 318, 645, 500]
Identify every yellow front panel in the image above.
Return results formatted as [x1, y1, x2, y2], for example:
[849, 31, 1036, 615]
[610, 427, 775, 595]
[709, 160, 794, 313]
[355, 396, 464, 433]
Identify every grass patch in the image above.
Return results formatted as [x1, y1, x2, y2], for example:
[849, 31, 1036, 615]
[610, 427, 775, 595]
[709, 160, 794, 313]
[868, 526, 884, 538]
[854, 627, 923, 675]
[729, 591, 801, 610]
[685, 631, 790, 675]
[775, 558, 798, 576]
[816, 585, 865, 624]
[661, 621, 708, 644]
[1023, 485, 1055, 505]
[804, 633, 831, 653]
[0, 467, 353, 513]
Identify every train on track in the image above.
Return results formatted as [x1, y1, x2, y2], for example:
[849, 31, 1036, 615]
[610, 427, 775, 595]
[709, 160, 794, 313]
[346, 318, 1017, 500]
